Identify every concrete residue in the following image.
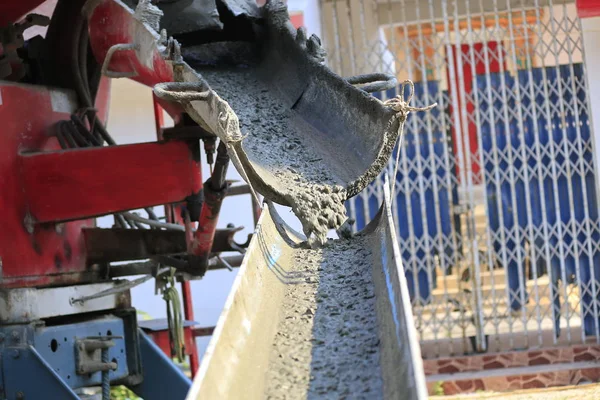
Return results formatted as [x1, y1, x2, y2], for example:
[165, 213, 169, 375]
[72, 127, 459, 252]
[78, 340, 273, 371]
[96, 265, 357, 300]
[264, 236, 383, 399]
[133, 0, 162, 32]
[195, 66, 350, 247]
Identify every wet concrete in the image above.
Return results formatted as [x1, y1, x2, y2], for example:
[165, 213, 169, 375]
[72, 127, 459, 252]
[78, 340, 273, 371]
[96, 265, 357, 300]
[186, 192, 427, 400]
[196, 66, 349, 247]
[264, 236, 383, 399]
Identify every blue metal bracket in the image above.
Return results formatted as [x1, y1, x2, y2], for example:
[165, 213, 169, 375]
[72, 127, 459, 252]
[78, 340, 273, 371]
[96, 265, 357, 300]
[2, 346, 79, 399]
[34, 316, 130, 388]
[129, 329, 191, 400]
[0, 311, 190, 399]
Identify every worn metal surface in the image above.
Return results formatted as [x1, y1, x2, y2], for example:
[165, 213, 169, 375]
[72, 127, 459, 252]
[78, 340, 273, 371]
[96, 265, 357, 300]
[0, 283, 130, 324]
[83, 226, 246, 264]
[186, 180, 426, 400]
[0, 317, 130, 392]
[0, 83, 100, 288]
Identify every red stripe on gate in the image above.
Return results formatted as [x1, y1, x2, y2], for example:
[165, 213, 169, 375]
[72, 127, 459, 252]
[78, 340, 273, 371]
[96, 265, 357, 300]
[577, 0, 600, 18]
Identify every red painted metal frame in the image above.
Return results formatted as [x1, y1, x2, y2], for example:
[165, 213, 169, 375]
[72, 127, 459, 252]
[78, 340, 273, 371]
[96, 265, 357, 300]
[86, 0, 174, 88]
[0, 83, 98, 288]
[0, 0, 47, 27]
[577, 0, 600, 18]
[87, 0, 227, 275]
[20, 140, 202, 223]
[0, 80, 203, 288]
[190, 184, 225, 264]
[86, 0, 184, 120]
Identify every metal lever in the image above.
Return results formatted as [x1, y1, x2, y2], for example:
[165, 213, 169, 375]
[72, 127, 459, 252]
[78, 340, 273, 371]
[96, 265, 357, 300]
[217, 255, 233, 271]
[70, 275, 153, 305]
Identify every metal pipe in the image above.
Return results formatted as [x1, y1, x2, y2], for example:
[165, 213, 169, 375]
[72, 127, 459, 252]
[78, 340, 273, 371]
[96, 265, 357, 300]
[181, 281, 199, 377]
[227, 185, 251, 197]
[189, 181, 228, 276]
[185, 140, 230, 275]
[109, 255, 245, 277]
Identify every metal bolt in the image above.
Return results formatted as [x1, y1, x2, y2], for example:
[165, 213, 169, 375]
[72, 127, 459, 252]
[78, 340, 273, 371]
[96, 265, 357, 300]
[23, 214, 35, 235]
[11, 331, 19, 342]
[12, 350, 19, 359]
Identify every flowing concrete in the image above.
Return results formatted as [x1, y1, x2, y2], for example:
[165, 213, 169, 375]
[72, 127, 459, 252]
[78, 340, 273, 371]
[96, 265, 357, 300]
[185, 180, 427, 400]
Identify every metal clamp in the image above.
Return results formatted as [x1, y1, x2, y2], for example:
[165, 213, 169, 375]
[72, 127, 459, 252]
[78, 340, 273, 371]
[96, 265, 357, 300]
[75, 336, 121, 400]
[70, 276, 150, 305]
[75, 337, 119, 375]
[346, 73, 397, 93]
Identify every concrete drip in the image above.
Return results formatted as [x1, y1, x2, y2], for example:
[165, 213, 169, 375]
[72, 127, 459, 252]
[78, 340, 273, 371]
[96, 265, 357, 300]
[197, 67, 350, 247]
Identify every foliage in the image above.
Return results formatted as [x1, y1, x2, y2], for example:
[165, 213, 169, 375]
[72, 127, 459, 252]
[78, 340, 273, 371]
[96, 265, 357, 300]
[110, 386, 140, 400]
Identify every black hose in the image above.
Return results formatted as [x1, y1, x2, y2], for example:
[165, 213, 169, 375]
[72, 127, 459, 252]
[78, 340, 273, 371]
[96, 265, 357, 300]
[78, 21, 90, 106]
[59, 121, 79, 148]
[211, 140, 230, 191]
[145, 207, 159, 221]
[94, 120, 117, 146]
[71, 13, 92, 108]
[114, 214, 127, 228]
[70, 115, 102, 146]
[56, 129, 68, 149]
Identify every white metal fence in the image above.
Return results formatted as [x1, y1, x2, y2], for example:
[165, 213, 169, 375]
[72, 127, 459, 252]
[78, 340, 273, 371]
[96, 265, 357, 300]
[320, 0, 600, 358]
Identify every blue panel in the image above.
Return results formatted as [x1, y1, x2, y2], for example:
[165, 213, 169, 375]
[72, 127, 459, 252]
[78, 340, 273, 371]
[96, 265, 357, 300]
[130, 330, 191, 400]
[477, 71, 528, 311]
[479, 64, 600, 334]
[2, 346, 79, 399]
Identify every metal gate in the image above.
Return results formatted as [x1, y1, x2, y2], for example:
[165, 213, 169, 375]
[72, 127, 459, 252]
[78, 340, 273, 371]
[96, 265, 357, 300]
[320, 0, 600, 358]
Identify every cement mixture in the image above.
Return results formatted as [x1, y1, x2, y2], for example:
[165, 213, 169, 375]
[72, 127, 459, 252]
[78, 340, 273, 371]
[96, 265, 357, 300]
[264, 236, 383, 399]
[194, 66, 349, 247]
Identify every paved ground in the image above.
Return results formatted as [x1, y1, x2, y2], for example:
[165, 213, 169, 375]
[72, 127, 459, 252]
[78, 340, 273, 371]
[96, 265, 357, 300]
[432, 383, 600, 400]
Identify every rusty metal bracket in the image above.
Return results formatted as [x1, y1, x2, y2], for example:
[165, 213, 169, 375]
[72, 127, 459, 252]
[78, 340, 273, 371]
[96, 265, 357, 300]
[75, 337, 119, 375]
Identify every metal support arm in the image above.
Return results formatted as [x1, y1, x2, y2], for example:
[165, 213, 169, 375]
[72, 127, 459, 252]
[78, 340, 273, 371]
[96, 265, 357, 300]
[19, 140, 202, 224]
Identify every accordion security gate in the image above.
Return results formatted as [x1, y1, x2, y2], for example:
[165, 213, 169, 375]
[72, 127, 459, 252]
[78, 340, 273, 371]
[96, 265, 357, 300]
[320, 0, 600, 357]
